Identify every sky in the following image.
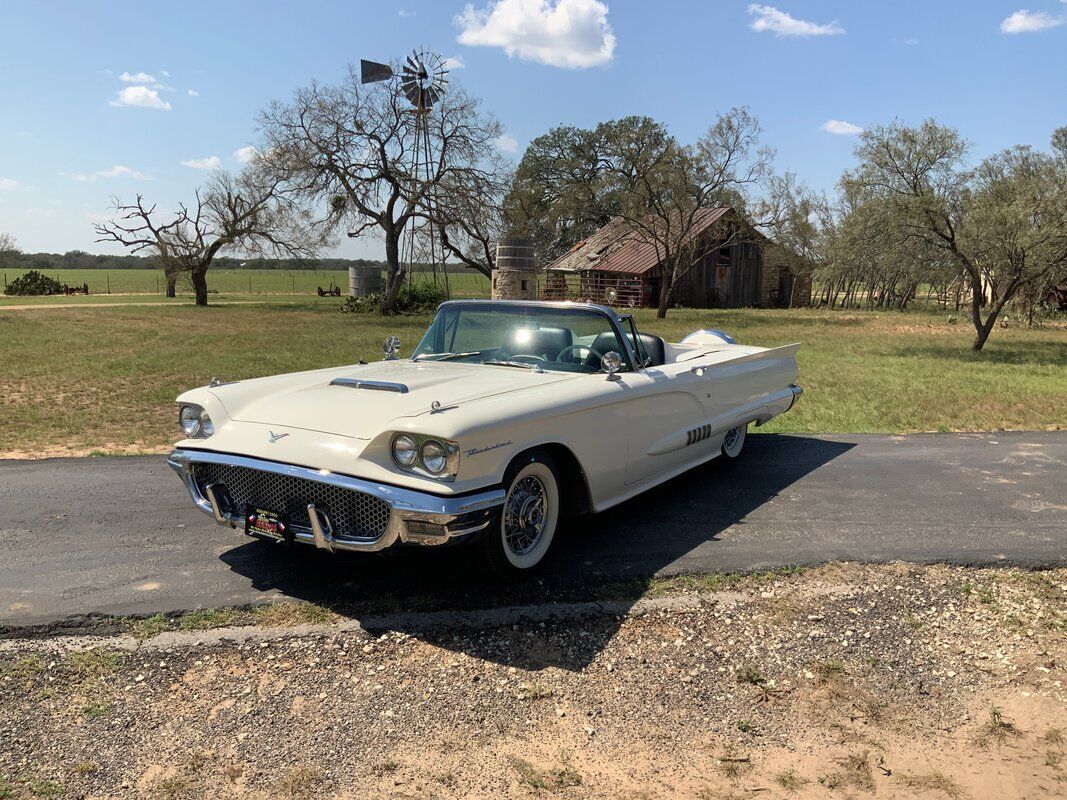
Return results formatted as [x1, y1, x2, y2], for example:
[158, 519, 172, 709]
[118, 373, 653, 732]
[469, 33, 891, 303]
[1, 0, 1065, 260]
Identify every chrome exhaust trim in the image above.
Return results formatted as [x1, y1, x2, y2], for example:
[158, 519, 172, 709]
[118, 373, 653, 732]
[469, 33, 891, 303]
[203, 484, 230, 526]
[307, 503, 335, 553]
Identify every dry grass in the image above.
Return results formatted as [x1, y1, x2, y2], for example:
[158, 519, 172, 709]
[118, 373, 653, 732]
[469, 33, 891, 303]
[977, 706, 1024, 747]
[899, 770, 969, 799]
[1, 304, 1063, 456]
[774, 769, 808, 792]
[508, 755, 582, 792]
[275, 766, 325, 800]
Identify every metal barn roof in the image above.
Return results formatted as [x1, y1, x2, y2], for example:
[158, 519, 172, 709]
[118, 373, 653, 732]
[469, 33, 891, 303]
[547, 207, 731, 275]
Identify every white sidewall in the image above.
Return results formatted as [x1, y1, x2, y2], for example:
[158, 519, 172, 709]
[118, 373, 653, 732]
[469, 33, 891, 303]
[500, 462, 559, 570]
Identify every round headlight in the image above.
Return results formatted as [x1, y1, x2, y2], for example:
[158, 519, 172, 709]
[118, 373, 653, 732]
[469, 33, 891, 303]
[180, 405, 201, 437]
[420, 439, 448, 474]
[198, 411, 214, 437]
[391, 434, 418, 468]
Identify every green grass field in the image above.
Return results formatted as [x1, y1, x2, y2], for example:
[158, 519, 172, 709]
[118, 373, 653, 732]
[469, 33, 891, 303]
[0, 268, 491, 300]
[0, 302, 1063, 456]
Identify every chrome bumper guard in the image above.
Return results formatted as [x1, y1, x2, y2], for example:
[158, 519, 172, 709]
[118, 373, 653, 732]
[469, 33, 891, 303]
[167, 449, 504, 553]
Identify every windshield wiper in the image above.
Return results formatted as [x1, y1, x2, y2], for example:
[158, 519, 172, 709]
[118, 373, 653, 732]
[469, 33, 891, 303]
[414, 350, 486, 362]
[484, 359, 543, 372]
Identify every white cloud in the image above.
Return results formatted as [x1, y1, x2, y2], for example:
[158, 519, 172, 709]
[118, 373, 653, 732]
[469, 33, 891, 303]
[187, 88, 199, 96]
[443, 54, 466, 69]
[69, 165, 151, 182]
[161, 70, 171, 77]
[233, 146, 258, 163]
[398, 8, 415, 16]
[494, 133, 519, 152]
[748, 4, 845, 37]
[181, 156, 222, 170]
[893, 37, 919, 46]
[119, 71, 158, 84]
[109, 85, 172, 110]
[821, 119, 864, 135]
[1000, 9, 1064, 33]
[455, 0, 616, 69]
[26, 207, 57, 217]
[0, 178, 19, 190]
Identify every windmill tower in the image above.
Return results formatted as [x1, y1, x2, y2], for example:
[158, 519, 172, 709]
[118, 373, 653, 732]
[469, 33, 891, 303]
[360, 50, 450, 296]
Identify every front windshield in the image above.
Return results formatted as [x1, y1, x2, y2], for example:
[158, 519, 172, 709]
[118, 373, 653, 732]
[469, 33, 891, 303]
[412, 304, 630, 374]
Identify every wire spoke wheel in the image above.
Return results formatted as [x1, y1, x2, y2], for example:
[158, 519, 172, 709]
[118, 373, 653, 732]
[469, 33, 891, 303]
[485, 453, 561, 574]
[503, 475, 548, 556]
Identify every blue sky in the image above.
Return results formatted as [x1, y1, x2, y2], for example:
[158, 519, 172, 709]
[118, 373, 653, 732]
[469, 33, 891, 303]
[1, 0, 1065, 259]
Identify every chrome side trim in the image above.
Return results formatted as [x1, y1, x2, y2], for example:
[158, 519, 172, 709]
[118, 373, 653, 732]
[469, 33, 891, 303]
[167, 449, 505, 553]
[787, 383, 803, 412]
[330, 377, 409, 394]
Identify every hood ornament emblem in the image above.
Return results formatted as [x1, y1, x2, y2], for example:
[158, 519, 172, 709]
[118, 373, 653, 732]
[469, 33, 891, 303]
[267, 431, 289, 443]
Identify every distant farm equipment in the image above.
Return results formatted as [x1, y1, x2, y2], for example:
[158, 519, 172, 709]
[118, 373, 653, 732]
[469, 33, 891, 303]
[316, 281, 342, 297]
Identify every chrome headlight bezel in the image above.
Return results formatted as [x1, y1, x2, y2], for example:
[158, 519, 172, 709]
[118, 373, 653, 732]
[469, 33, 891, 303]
[390, 434, 419, 468]
[179, 403, 214, 439]
[389, 432, 460, 481]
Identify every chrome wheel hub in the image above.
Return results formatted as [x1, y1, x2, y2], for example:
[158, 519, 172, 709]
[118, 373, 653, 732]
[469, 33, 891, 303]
[503, 475, 547, 555]
[723, 427, 739, 450]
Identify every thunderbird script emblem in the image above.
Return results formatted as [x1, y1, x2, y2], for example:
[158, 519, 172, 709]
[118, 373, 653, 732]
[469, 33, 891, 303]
[267, 431, 289, 443]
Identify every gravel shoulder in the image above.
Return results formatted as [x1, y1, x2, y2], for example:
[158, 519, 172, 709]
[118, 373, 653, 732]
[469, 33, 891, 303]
[1, 562, 1064, 799]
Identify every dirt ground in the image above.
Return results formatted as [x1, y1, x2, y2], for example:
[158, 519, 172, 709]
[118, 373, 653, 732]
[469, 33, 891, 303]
[1, 562, 1064, 799]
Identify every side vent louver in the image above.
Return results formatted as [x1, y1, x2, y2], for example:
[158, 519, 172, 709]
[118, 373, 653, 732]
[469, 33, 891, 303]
[685, 424, 713, 446]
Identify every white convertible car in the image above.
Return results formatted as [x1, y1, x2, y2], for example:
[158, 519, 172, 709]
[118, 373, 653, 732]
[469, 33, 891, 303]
[169, 300, 801, 572]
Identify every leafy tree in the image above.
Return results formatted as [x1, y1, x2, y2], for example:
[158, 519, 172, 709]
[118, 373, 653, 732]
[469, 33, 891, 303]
[843, 120, 1067, 350]
[508, 110, 778, 318]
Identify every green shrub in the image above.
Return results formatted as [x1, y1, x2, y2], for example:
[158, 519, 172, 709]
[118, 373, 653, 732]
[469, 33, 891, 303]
[339, 283, 447, 315]
[4, 270, 64, 296]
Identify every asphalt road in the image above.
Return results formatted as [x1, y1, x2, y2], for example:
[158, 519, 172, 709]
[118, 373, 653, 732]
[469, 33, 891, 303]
[1, 432, 1064, 627]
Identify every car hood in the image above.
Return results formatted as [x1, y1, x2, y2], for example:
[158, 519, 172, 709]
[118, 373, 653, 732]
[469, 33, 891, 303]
[210, 360, 578, 439]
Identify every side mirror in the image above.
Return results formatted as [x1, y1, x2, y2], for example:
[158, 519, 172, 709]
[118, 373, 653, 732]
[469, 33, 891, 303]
[383, 335, 401, 361]
[601, 351, 623, 381]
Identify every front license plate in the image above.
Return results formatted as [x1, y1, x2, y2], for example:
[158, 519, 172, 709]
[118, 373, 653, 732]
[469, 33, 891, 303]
[245, 507, 290, 543]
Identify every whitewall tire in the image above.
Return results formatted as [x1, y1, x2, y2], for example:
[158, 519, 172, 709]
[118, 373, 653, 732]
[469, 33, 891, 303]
[720, 423, 747, 460]
[484, 453, 560, 574]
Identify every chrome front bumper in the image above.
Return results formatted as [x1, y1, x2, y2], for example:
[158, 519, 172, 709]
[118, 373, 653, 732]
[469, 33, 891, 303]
[167, 449, 504, 553]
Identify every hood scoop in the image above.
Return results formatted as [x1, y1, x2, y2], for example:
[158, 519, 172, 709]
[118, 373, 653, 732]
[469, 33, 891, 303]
[329, 377, 409, 394]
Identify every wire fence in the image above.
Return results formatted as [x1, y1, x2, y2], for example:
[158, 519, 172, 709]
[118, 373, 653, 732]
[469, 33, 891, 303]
[1, 268, 492, 297]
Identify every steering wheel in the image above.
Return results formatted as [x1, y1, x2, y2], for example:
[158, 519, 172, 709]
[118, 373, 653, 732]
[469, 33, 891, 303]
[508, 354, 547, 364]
[555, 344, 603, 365]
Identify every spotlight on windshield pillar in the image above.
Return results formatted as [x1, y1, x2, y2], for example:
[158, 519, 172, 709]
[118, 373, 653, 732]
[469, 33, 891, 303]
[383, 336, 401, 360]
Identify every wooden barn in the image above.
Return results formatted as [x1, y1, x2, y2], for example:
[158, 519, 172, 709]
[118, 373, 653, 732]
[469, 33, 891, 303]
[541, 208, 811, 309]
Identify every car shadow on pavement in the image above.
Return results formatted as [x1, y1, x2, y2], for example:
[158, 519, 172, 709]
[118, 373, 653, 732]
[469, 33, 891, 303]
[219, 433, 853, 671]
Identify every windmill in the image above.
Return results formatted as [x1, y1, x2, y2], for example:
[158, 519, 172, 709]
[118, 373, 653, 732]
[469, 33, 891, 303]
[360, 50, 451, 295]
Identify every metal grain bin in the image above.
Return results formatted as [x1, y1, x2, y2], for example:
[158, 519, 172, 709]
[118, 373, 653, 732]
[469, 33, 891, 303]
[349, 266, 384, 297]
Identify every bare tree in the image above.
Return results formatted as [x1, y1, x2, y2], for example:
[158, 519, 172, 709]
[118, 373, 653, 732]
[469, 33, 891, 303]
[257, 66, 503, 312]
[0, 233, 19, 272]
[94, 170, 318, 306]
[431, 158, 513, 278]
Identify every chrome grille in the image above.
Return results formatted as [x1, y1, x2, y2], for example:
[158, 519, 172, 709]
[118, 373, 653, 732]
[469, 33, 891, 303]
[192, 463, 391, 539]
